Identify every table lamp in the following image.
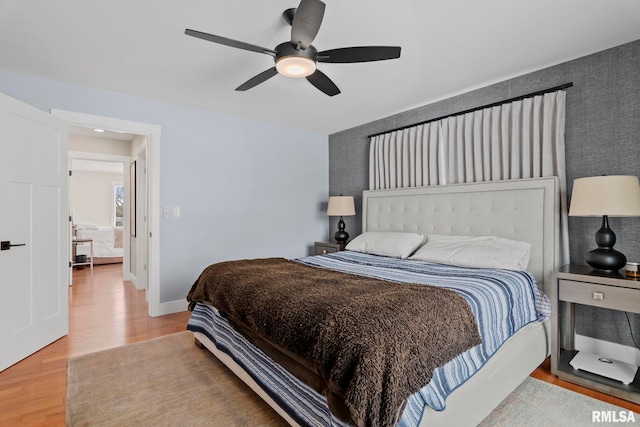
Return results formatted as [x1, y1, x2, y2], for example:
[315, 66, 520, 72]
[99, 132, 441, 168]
[327, 195, 355, 243]
[568, 175, 640, 272]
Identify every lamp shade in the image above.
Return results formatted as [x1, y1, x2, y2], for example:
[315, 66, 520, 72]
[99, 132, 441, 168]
[569, 175, 640, 217]
[327, 196, 355, 216]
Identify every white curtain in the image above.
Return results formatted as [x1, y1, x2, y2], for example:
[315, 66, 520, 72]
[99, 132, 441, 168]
[369, 122, 445, 190]
[369, 90, 569, 263]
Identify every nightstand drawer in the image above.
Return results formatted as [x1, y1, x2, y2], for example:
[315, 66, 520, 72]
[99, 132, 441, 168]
[558, 279, 640, 313]
[314, 242, 345, 255]
[315, 243, 338, 255]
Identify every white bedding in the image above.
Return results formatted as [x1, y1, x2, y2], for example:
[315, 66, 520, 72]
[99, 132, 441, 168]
[75, 226, 123, 258]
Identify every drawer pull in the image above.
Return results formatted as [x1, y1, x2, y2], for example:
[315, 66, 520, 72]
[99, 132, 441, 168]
[593, 292, 604, 301]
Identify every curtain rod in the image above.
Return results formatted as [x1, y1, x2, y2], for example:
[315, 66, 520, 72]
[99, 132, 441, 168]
[367, 82, 574, 139]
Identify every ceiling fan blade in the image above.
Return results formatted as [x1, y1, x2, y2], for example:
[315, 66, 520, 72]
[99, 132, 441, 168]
[317, 46, 401, 63]
[235, 67, 279, 91]
[291, 0, 326, 49]
[306, 69, 340, 96]
[185, 29, 276, 56]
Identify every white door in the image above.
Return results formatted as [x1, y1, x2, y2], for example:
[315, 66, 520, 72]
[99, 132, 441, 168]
[137, 148, 148, 293]
[0, 93, 69, 371]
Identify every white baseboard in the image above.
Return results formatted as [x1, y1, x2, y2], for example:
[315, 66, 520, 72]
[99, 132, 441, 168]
[575, 334, 640, 366]
[132, 278, 146, 291]
[155, 299, 189, 316]
[127, 275, 146, 291]
[124, 271, 135, 283]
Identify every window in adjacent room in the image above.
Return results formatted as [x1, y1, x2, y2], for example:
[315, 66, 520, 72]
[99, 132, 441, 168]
[112, 182, 124, 227]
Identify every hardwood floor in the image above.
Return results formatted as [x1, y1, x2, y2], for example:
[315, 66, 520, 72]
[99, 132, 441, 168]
[531, 357, 640, 413]
[0, 263, 638, 426]
[0, 264, 190, 426]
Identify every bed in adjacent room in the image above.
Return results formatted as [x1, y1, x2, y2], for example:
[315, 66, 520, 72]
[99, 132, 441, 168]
[74, 223, 124, 265]
[186, 177, 560, 426]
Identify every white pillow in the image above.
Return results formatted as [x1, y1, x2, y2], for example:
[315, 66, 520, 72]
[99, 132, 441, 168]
[75, 222, 99, 230]
[409, 234, 531, 271]
[345, 231, 425, 259]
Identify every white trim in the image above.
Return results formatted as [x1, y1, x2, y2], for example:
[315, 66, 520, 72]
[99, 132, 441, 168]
[69, 151, 131, 163]
[575, 334, 640, 367]
[53, 109, 162, 317]
[129, 274, 139, 289]
[158, 299, 189, 316]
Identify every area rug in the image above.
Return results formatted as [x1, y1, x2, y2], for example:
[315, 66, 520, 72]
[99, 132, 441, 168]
[479, 376, 640, 427]
[67, 331, 639, 426]
[66, 331, 288, 426]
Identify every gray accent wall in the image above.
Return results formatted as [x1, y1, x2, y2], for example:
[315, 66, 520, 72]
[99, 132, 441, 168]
[329, 39, 640, 348]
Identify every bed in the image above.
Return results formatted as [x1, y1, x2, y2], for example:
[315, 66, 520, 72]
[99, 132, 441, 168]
[74, 223, 124, 265]
[187, 177, 560, 426]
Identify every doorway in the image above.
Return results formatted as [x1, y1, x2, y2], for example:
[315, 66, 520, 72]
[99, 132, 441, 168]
[68, 143, 133, 283]
[52, 109, 162, 317]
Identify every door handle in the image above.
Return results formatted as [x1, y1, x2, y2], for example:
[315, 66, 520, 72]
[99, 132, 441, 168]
[1, 241, 26, 251]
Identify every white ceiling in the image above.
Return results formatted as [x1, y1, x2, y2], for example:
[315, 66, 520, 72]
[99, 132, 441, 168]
[2, 0, 640, 134]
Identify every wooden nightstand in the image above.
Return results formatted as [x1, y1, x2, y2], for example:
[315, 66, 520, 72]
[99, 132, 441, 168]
[314, 241, 347, 255]
[551, 264, 640, 404]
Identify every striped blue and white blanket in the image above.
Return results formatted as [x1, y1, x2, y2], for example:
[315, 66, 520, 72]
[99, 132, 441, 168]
[187, 251, 550, 426]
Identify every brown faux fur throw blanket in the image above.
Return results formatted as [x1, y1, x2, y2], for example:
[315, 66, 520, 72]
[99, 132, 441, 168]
[187, 258, 481, 427]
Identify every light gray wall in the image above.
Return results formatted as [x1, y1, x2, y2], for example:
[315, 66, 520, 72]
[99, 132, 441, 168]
[329, 39, 640, 347]
[70, 170, 123, 226]
[0, 71, 329, 304]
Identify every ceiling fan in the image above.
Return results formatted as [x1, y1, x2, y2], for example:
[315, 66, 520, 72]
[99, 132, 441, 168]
[185, 0, 401, 96]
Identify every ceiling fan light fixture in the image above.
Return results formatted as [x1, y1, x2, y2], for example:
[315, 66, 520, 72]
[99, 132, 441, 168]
[276, 56, 316, 78]
[186, 0, 401, 95]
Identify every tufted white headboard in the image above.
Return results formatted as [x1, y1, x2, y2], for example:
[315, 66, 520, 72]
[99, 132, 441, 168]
[362, 177, 560, 294]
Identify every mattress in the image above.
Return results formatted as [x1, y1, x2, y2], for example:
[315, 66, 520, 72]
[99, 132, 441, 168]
[187, 251, 550, 425]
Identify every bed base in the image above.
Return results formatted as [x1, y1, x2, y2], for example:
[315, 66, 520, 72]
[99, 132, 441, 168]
[421, 320, 549, 426]
[193, 319, 549, 427]
[93, 256, 123, 265]
[193, 331, 302, 427]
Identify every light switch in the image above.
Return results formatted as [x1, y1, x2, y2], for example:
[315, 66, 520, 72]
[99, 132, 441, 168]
[173, 207, 181, 218]
[163, 206, 170, 219]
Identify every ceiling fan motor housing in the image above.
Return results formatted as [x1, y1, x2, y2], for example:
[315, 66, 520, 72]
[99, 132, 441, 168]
[275, 42, 318, 63]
